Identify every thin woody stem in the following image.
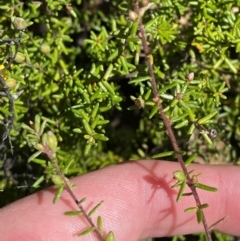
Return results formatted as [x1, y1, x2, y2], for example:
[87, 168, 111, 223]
[0, 31, 22, 154]
[49, 156, 105, 241]
[134, 2, 212, 241]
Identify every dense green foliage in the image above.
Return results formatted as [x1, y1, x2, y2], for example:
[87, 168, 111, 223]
[0, 0, 240, 240]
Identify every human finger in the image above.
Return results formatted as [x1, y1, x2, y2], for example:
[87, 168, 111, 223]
[1, 160, 240, 241]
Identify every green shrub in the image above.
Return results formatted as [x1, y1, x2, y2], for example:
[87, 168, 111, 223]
[0, 0, 240, 240]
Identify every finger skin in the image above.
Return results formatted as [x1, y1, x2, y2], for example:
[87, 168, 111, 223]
[1, 160, 240, 241]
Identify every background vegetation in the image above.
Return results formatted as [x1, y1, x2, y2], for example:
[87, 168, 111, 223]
[0, 0, 240, 240]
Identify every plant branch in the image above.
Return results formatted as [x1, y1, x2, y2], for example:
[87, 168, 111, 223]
[0, 31, 22, 154]
[49, 156, 105, 241]
[134, 2, 212, 241]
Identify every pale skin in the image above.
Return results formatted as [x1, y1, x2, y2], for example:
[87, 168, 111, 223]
[1, 160, 240, 241]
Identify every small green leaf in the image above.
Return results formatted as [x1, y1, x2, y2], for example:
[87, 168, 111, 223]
[171, 181, 182, 188]
[197, 209, 203, 223]
[84, 143, 92, 156]
[198, 110, 218, 124]
[199, 203, 209, 209]
[90, 88, 103, 101]
[21, 123, 35, 133]
[187, 123, 195, 135]
[184, 206, 198, 212]
[213, 58, 223, 69]
[185, 153, 197, 166]
[30, 158, 46, 166]
[149, 105, 158, 119]
[42, 132, 48, 146]
[102, 81, 115, 95]
[194, 183, 218, 192]
[88, 201, 104, 217]
[73, 128, 82, 133]
[174, 119, 189, 129]
[200, 132, 213, 145]
[91, 103, 99, 119]
[128, 76, 150, 84]
[176, 180, 186, 201]
[28, 151, 42, 162]
[130, 21, 138, 36]
[107, 49, 119, 62]
[82, 91, 90, 104]
[111, 95, 122, 103]
[170, 99, 178, 108]
[103, 64, 113, 80]
[77, 197, 87, 205]
[64, 211, 82, 216]
[78, 226, 95, 236]
[178, 100, 190, 110]
[91, 116, 99, 129]
[68, 6, 77, 18]
[94, 134, 109, 141]
[134, 51, 139, 65]
[78, 109, 90, 122]
[160, 93, 174, 100]
[224, 57, 237, 74]
[105, 231, 115, 241]
[119, 55, 129, 74]
[152, 151, 175, 158]
[97, 216, 103, 235]
[182, 192, 193, 197]
[144, 89, 152, 100]
[82, 119, 93, 135]
[218, 81, 226, 92]
[32, 175, 44, 188]
[171, 113, 188, 123]
[40, 120, 48, 135]
[188, 169, 195, 175]
[187, 109, 195, 122]
[63, 159, 74, 174]
[97, 120, 110, 125]
[53, 185, 64, 203]
[98, 81, 108, 92]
